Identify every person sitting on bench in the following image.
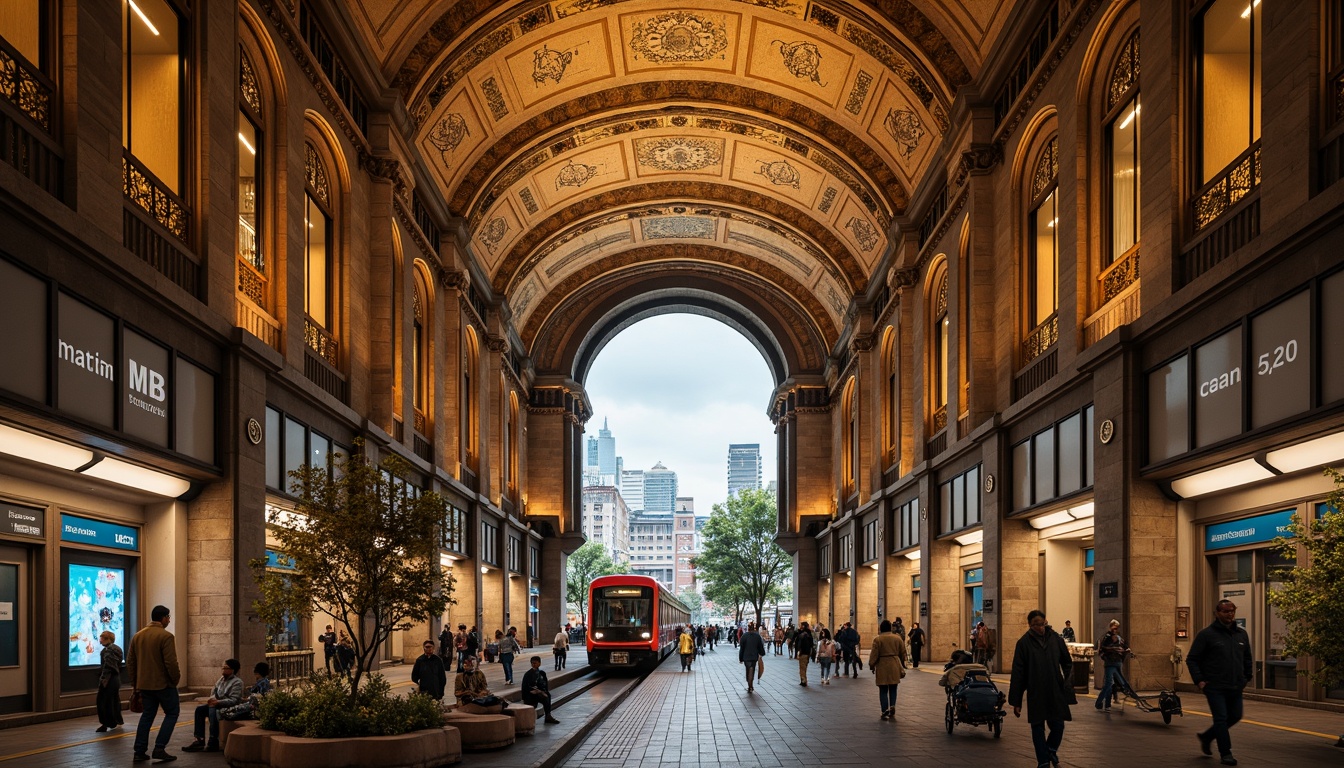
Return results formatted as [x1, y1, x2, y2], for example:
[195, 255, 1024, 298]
[520, 656, 560, 724]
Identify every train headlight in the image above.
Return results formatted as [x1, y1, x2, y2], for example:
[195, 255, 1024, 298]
[594, 632, 604, 639]
[641, 632, 651, 639]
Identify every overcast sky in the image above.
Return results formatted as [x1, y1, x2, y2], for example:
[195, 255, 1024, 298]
[584, 314, 778, 515]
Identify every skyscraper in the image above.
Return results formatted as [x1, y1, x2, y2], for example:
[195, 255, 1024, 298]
[727, 443, 763, 496]
[584, 418, 618, 485]
[620, 469, 645, 513]
[643, 461, 678, 513]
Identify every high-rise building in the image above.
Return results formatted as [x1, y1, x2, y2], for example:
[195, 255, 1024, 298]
[643, 461, 678, 513]
[727, 443, 763, 496]
[627, 509, 674, 590]
[673, 497, 699, 593]
[584, 419, 619, 485]
[620, 470, 645, 513]
[581, 484, 629, 565]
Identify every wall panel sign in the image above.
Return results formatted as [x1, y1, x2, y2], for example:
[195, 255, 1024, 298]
[1250, 292, 1310, 428]
[1085, 547, 1095, 568]
[2, 501, 45, 539]
[964, 568, 982, 584]
[1194, 327, 1242, 448]
[57, 293, 116, 429]
[1204, 508, 1296, 551]
[59, 514, 139, 551]
[265, 549, 296, 570]
[123, 329, 171, 447]
[1322, 271, 1344, 404]
[0, 258, 47, 402]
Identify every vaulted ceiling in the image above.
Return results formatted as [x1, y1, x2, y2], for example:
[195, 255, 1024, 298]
[346, 0, 1011, 379]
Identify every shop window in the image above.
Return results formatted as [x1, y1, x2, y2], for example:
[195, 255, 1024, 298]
[1264, 549, 1297, 692]
[1196, 0, 1261, 185]
[862, 520, 877, 563]
[1011, 406, 1094, 512]
[441, 506, 467, 555]
[529, 545, 539, 577]
[1028, 139, 1059, 332]
[264, 406, 344, 495]
[837, 534, 851, 571]
[508, 536, 521, 573]
[122, 0, 185, 194]
[940, 464, 982, 534]
[897, 498, 920, 551]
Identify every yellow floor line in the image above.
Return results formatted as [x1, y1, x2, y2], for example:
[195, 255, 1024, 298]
[0, 725, 153, 762]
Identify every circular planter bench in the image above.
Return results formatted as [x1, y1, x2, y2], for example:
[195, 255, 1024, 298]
[439, 712, 516, 750]
[504, 702, 537, 735]
[223, 722, 462, 768]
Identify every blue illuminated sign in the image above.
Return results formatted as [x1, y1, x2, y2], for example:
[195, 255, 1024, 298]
[265, 550, 296, 570]
[1204, 509, 1296, 551]
[60, 514, 138, 551]
[1085, 548, 1094, 568]
[964, 568, 982, 584]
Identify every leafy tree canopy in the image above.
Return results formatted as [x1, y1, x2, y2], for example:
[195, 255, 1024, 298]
[251, 439, 454, 702]
[1267, 467, 1344, 692]
[695, 488, 791, 628]
[565, 540, 627, 625]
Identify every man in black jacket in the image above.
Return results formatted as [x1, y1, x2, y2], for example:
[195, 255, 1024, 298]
[793, 622, 815, 686]
[520, 656, 560, 724]
[1186, 600, 1253, 766]
[737, 622, 767, 693]
[411, 640, 447, 701]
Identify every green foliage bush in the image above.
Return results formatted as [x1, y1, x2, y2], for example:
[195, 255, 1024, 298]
[257, 673, 444, 738]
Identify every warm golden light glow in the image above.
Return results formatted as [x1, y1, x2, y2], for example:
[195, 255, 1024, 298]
[127, 0, 160, 36]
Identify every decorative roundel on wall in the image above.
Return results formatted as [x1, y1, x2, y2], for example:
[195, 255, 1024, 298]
[1099, 419, 1115, 445]
[247, 417, 264, 446]
[983, 474, 995, 493]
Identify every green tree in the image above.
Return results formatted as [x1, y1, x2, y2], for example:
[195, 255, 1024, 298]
[251, 439, 454, 702]
[565, 540, 627, 625]
[677, 589, 707, 624]
[702, 578, 748, 624]
[695, 487, 791, 628]
[1267, 467, 1344, 734]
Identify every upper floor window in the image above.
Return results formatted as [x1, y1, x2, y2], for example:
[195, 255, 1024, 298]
[238, 48, 264, 275]
[0, 2, 45, 70]
[123, 0, 185, 194]
[840, 377, 857, 500]
[412, 271, 428, 416]
[304, 143, 333, 330]
[932, 269, 950, 415]
[881, 326, 899, 468]
[1028, 138, 1059, 330]
[507, 391, 521, 503]
[463, 326, 481, 471]
[1196, 0, 1261, 185]
[1107, 31, 1141, 265]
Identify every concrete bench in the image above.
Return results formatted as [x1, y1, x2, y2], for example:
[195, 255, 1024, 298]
[504, 702, 536, 735]
[221, 722, 463, 767]
[439, 712, 515, 750]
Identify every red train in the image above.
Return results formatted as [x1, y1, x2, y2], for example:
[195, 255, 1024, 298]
[586, 574, 690, 670]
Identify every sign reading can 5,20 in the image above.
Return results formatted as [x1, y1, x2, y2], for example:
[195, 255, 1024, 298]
[0, 256, 216, 464]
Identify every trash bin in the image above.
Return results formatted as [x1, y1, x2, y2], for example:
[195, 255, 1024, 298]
[1071, 658, 1091, 693]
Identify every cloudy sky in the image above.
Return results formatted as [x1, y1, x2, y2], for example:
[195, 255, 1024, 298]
[584, 314, 778, 515]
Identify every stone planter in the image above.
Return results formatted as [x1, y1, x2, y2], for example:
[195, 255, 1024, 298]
[223, 722, 462, 768]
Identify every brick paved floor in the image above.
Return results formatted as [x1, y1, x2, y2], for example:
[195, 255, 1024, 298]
[561, 643, 1343, 768]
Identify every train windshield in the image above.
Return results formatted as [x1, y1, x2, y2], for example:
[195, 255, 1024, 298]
[592, 586, 652, 641]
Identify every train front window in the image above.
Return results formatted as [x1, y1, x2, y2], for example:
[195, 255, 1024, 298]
[592, 586, 652, 641]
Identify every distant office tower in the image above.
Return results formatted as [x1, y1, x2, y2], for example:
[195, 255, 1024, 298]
[620, 469, 645, 513]
[584, 418, 619, 485]
[673, 497, 699, 593]
[581, 484, 630, 565]
[643, 461, 678, 513]
[627, 509, 674, 590]
[727, 443, 763, 496]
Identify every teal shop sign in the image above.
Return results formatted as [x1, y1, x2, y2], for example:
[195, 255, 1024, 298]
[265, 550, 297, 570]
[60, 514, 138, 551]
[1205, 509, 1296, 551]
[1085, 548, 1094, 568]
[964, 568, 983, 584]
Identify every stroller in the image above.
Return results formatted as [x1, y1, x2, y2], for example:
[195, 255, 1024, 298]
[941, 651, 1006, 738]
[1107, 658, 1183, 724]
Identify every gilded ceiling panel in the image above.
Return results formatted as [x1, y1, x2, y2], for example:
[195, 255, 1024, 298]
[744, 19, 853, 108]
[620, 9, 742, 73]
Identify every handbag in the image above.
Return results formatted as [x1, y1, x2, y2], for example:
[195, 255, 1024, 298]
[757, 657, 765, 678]
[129, 690, 144, 713]
[471, 694, 502, 708]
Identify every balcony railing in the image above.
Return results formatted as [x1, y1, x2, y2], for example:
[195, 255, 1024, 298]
[932, 404, 948, 433]
[264, 648, 314, 687]
[1022, 314, 1059, 365]
[0, 37, 53, 132]
[123, 151, 188, 242]
[1192, 142, 1260, 233]
[1100, 244, 1139, 304]
[236, 297, 280, 350]
[304, 317, 339, 367]
[237, 257, 266, 307]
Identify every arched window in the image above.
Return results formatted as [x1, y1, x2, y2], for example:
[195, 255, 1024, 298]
[1106, 30, 1140, 270]
[304, 143, 333, 333]
[507, 391, 521, 505]
[881, 326, 899, 469]
[930, 267, 950, 433]
[237, 46, 267, 307]
[412, 268, 429, 431]
[1024, 136, 1059, 363]
[463, 326, 480, 472]
[841, 377, 857, 501]
[122, 0, 189, 242]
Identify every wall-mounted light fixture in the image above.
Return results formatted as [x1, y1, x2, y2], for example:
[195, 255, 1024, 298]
[953, 529, 984, 546]
[0, 423, 191, 497]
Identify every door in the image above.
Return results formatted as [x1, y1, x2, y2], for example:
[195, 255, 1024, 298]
[0, 546, 30, 714]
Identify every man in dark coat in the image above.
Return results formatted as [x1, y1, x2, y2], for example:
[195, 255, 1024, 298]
[907, 622, 926, 668]
[835, 622, 860, 678]
[520, 656, 560, 724]
[1008, 610, 1074, 768]
[737, 621, 767, 693]
[1186, 600, 1253, 766]
[411, 640, 447, 701]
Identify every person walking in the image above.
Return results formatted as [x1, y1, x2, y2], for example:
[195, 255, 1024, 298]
[411, 640, 447, 702]
[520, 656, 560, 724]
[815, 628, 836, 684]
[784, 624, 796, 658]
[319, 625, 338, 674]
[867, 620, 907, 720]
[127, 604, 181, 763]
[182, 659, 244, 753]
[552, 625, 570, 670]
[438, 625, 454, 664]
[1187, 600, 1253, 766]
[738, 621, 767, 693]
[1095, 619, 1129, 712]
[836, 622, 859, 678]
[1008, 609, 1075, 768]
[453, 624, 469, 671]
[892, 617, 906, 640]
[466, 625, 481, 665]
[773, 625, 785, 655]
[907, 622, 926, 668]
[793, 621, 814, 686]
[336, 631, 355, 678]
[678, 626, 696, 671]
[96, 630, 124, 733]
[499, 627, 522, 685]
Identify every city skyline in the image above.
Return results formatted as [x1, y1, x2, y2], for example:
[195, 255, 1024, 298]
[583, 314, 779, 518]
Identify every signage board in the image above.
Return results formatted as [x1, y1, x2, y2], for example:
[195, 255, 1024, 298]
[1250, 291, 1311, 428]
[1085, 548, 1095, 568]
[919, 601, 928, 617]
[963, 568, 983, 584]
[1099, 582, 1119, 599]
[67, 562, 126, 666]
[60, 514, 139, 551]
[265, 549, 296, 570]
[1194, 327, 1243, 448]
[982, 599, 995, 613]
[123, 328, 171, 447]
[0, 259, 47, 402]
[57, 293, 116, 428]
[1204, 508, 1296, 551]
[2, 501, 44, 539]
[1147, 356, 1189, 462]
[1324, 270, 1344, 405]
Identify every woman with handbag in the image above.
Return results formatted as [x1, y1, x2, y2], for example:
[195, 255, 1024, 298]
[867, 620, 908, 720]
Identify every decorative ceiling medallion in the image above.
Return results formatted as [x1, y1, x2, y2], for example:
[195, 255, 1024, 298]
[629, 11, 730, 63]
[532, 44, 578, 86]
[555, 160, 599, 189]
[755, 159, 801, 189]
[640, 217, 716, 240]
[846, 216, 879, 252]
[772, 40, 826, 86]
[634, 137, 724, 171]
[883, 108, 925, 159]
[480, 217, 509, 253]
[428, 114, 470, 164]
